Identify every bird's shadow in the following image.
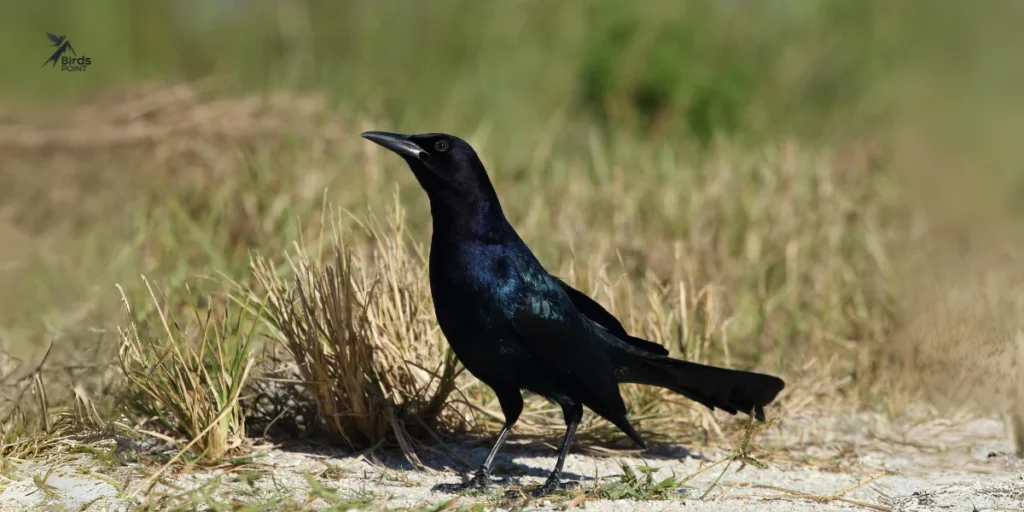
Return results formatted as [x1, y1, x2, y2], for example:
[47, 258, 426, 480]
[265, 432, 710, 485]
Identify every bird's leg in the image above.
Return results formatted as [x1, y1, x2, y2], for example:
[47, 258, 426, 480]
[507, 402, 582, 499]
[529, 420, 580, 497]
[432, 424, 512, 493]
[433, 389, 522, 493]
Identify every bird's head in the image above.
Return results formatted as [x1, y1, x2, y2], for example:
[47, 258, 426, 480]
[360, 131, 500, 214]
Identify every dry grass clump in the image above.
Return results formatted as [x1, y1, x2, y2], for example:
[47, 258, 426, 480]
[246, 204, 460, 460]
[0, 348, 74, 466]
[887, 235, 1024, 448]
[117, 278, 260, 461]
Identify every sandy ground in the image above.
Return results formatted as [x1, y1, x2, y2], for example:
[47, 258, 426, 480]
[2, 408, 1023, 511]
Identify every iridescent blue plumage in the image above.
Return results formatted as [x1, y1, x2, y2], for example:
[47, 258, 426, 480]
[360, 130, 786, 497]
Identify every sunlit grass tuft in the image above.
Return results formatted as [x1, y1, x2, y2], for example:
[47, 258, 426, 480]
[245, 202, 460, 463]
[117, 278, 261, 462]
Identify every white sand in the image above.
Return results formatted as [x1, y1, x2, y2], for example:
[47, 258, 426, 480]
[2, 409, 1022, 511]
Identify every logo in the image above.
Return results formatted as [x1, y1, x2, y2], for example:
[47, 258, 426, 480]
[43, 32, 91, 72]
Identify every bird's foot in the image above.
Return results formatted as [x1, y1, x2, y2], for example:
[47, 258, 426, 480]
[431, 467, 492, 494]
[504, 474, 579, 499]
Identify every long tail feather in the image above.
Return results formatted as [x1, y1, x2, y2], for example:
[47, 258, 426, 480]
[622, 357, 785, 420]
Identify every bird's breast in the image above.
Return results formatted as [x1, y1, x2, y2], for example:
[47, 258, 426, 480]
[429, 240, 521, 307]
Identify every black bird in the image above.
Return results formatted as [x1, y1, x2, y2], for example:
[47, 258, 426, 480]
[361, 131, 785, 497]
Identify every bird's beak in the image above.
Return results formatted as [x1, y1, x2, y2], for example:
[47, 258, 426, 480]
[360, 131, 429, 162]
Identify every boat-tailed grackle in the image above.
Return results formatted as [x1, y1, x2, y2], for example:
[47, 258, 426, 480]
[361, 130, 785, 497]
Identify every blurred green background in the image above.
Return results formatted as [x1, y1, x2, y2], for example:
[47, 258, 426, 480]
[2, 0, 1024, 410]
[5, 0, 1022, 146]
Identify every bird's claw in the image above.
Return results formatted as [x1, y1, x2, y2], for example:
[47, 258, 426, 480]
[431, 468, 491, 494]
[503, 475, 578, 499]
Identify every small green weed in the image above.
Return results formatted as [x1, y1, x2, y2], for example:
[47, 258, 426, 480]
[591, 460, 687, 500]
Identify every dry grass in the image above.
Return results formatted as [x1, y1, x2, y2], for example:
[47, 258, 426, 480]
[884, 238, 1024, 449]
[117, 278, 261, 462]
[244, 203, 460, 462]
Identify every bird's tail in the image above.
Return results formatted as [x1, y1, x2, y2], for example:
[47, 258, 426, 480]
[621, 357, 785, 421]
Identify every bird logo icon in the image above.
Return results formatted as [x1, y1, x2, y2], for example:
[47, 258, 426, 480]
[43, 32, 76, 68]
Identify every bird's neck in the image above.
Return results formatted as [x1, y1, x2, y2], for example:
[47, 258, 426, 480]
[429, 192, 513, 242]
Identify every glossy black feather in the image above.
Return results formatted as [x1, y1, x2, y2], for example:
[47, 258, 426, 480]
[554, 277, 670, 356]
[508, 273, 646, 447]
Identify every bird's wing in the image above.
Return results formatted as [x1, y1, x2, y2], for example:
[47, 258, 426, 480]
[47, 32, 60, 44]
[508, 282, 630, 420]
[553, 277, 669, 356]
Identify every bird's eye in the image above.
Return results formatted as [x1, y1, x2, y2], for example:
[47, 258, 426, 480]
[434, 140, 450, 152]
